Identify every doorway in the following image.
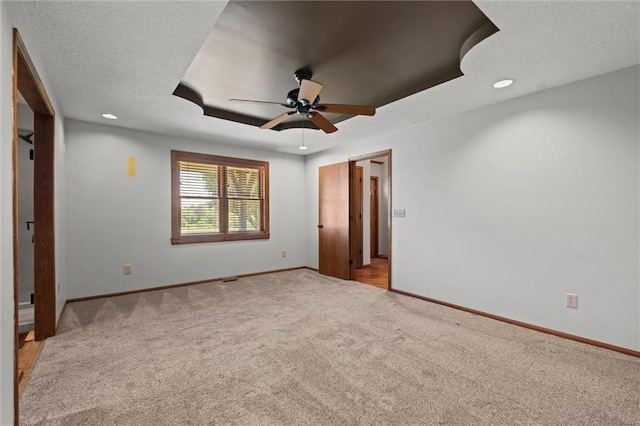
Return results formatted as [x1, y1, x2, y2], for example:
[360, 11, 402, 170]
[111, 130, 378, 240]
[353, 153, 390, 290]
[370, 176, 379, 258]
[317, 150, 391, 289]
[16, 107, 39, 394]
[13, 28, 57, 423]
[355, 166, 364, 268]
[17, 123, 35, 335]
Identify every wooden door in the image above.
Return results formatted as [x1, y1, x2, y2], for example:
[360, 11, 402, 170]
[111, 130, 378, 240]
[319, 162, 352, 280]
[355, 166, 363, 268]
[370, 176, 379, 258]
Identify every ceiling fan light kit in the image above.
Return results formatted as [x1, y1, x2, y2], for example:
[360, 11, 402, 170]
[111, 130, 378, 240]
[231, 69, 376, 134]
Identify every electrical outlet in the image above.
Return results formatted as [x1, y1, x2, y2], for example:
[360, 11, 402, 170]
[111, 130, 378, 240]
[281, 249, 287, 258]
[566, 293, 578, 309]
[124, 264, 132, 275]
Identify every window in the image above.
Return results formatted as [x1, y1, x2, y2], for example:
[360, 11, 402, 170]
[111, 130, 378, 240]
[171, 150, 269, 244]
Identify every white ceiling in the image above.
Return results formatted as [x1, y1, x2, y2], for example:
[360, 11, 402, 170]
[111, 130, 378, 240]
[21, 0, 640, 155]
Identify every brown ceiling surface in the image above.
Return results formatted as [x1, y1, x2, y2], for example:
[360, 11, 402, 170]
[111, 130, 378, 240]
[174, 1, 498, 132]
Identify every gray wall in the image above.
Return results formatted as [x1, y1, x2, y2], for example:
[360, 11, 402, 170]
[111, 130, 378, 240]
[64, 120, 307, 299]
[306, 66, 640, 351]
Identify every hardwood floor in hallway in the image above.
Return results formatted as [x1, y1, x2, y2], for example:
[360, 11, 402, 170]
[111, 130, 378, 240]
[355, 257, 389, 290]
[18, 331, 42, 395]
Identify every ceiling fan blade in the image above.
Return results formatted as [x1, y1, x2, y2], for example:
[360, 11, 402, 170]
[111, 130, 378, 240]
[260, 111, 296, 129]
[309, 112, 338, 134]
[315, 104, 376, 116]
[298, 80, 323, 105]
[229, 99, 290, 108]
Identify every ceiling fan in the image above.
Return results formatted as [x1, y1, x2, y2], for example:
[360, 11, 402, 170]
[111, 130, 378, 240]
[229, 69, 376, 134]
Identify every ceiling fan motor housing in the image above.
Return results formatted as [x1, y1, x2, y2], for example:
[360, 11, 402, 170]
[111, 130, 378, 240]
[294, 68, 313, 84]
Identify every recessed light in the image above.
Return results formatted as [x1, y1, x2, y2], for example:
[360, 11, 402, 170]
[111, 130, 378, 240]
[298, 145, 308, 150]
[493, 79, 514, 89]
[101, 113, 118, 120]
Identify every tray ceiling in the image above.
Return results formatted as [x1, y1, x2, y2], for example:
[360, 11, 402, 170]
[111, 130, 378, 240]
[174, 0, 498, 132]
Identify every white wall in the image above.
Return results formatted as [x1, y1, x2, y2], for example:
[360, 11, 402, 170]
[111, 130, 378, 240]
[0, 3, 67, 424]
[306, 66, 640, 351]
[64, 120, 307, 299]
[0, 7, 13, 422]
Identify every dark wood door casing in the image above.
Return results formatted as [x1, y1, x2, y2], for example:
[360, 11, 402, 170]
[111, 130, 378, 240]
[33, 112, 56, 340]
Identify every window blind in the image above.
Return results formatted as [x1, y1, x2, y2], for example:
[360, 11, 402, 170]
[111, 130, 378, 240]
[171, 150, 269, 244]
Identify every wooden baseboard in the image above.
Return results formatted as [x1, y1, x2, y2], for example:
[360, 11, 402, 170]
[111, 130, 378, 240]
[390, 288, 640, 358]
[378, 254, 389, 259]
[66, 266, 313, 304]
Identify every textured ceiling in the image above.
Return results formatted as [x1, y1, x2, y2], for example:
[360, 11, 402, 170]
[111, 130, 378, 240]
[21, 1, 640, 155]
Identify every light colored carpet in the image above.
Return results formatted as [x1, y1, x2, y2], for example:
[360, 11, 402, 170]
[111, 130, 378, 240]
[20, 269, 640, 425]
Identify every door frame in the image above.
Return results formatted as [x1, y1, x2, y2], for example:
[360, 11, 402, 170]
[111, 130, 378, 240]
[349, 149, 392, 289]
[13, 28, 57, 424]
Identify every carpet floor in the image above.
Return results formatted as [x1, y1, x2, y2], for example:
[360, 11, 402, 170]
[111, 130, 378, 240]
[20, 269, 640, 425]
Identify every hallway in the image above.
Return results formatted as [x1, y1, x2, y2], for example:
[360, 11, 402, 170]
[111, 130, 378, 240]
[354, 257, 388, 290]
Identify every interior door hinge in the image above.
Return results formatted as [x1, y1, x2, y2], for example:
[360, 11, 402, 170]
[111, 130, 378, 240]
[30, 149, 34, 160]
[349, 259, 353, 265]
